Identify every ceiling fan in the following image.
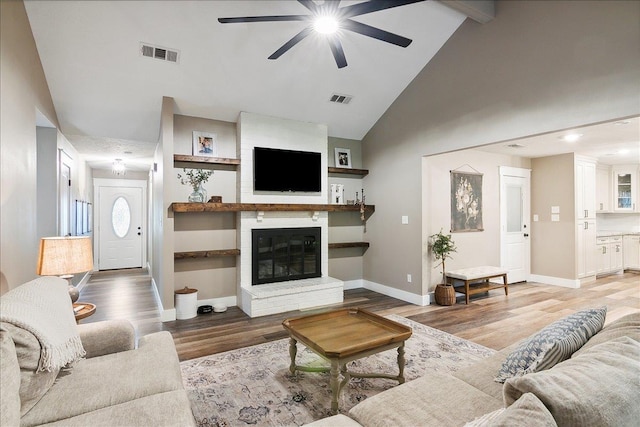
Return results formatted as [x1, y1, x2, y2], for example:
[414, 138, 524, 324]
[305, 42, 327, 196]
[218, 0, 426, 69]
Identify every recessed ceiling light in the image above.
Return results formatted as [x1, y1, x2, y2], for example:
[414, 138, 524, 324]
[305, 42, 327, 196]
[613, 120, 630, 125]
[559, 133, 583, 142]
[618, 149, 630, 155]
[314, 16, 339, 34]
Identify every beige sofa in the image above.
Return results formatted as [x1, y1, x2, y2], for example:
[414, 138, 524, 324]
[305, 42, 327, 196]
[307, 311, 640, 427]
[0, 277, 196, 427]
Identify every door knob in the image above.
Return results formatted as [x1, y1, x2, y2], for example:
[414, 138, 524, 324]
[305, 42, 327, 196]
[137, 232, 141, 236]
[524, 233, 529, 237]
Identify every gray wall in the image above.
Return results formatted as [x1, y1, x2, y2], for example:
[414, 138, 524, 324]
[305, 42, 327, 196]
[361, 0, 640, 296]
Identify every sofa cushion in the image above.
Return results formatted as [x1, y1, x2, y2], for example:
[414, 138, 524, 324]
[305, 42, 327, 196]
[303, 414, 363, 427]
[573, 311, 640, 357]
[1, 323, 60, 416]
[36, 390, 196, 427]
[0, 328, 21, 427]
[348, 373, 502, 427]
[503, 336, 640, 427]
[454, 342, 519, 401]
[495, 306, 606, 383]
[489, 393, 556, 426]
[21, 331, 184, 426]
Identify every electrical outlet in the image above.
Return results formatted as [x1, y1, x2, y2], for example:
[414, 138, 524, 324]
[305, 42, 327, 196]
[401, 216, 409, 224]
[407, 274, 412, 283]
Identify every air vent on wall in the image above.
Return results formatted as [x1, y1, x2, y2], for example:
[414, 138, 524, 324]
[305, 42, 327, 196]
[329, 93, 353, 105]
[140, 43, 179, 63]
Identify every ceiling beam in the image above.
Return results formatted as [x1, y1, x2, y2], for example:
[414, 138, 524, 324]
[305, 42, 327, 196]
[438, 0, 495, 24]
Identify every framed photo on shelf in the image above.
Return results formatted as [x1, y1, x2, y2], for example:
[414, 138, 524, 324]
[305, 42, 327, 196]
[334, 147, 352, 169]
[192, 131, 218, 157]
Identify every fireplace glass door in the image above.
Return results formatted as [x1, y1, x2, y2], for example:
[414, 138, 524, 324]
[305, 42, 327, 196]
[252, 227, 321, 285]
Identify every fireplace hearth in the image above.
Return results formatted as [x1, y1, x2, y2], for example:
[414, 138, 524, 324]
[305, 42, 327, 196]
[252, 227, 321, 285]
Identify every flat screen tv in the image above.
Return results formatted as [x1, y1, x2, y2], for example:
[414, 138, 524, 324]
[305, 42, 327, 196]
[254, 147, 321, 192]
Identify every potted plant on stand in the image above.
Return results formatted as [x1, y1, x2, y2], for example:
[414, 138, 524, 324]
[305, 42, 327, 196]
[177, 168, 213, 203]
[428, 229, 457, 306]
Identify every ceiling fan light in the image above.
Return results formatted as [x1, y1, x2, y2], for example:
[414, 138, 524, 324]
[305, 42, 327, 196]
[314, 16, 339, 34]
[112, 159, 126, 176]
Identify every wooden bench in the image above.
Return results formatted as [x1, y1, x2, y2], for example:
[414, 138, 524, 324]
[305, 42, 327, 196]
[446, 266, 508, 305]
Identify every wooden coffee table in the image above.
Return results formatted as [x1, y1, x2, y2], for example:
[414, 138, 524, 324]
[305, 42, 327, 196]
[282, 308, 412, 414]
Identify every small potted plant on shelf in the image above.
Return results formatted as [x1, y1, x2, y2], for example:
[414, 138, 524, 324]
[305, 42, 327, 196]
[428, 229, 457, 306]
[177, 168, 213, 203]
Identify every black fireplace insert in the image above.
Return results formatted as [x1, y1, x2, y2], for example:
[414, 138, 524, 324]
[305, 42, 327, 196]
[252, 227, 321, 285]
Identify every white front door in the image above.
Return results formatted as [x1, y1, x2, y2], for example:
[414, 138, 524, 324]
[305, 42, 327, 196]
[500, 167, 531, 283]
[98, 185, 144, 270]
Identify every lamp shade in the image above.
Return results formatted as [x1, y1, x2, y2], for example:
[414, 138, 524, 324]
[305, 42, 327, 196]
[36, 236, 94, 276]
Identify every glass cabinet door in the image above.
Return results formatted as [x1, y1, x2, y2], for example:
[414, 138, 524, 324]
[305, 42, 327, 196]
[615, 173, 632, 210]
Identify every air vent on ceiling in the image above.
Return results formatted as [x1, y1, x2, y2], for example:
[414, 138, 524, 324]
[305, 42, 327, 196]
[507, 143, 526, 148]
[140, 43, 179, 63]
[329, 93, 353, 105]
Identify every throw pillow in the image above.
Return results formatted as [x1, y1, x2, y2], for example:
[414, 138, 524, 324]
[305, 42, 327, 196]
[494, 306, 606, 383]
[503, 336, 640, 427]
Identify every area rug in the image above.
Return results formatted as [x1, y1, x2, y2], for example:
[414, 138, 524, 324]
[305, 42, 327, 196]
[180, 315, 495, 427]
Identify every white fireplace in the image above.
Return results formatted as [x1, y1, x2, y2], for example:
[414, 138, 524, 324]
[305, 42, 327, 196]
[236, 112, 344, 317]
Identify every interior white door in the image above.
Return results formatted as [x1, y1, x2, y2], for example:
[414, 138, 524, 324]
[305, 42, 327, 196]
[59, 152, 72, 236]
[500, 167, 531, 283]
[98, 186, 143, 270]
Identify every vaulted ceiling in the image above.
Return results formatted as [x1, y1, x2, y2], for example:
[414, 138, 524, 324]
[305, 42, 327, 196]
[25, 0, 469, 170]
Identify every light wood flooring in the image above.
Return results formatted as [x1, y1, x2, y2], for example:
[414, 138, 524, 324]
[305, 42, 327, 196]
[79, 269, 640, 361]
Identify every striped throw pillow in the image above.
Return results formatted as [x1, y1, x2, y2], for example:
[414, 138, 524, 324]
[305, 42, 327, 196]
[494, 307, 607, 383]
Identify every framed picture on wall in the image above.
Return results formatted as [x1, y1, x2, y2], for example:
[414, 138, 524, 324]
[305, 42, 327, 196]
[334, 147, 352, 169]
[450, 170, 484, 232]
[192, 131, 218, 157]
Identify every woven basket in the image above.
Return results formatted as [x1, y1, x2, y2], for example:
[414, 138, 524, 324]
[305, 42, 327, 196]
[434, 284, 456, 306]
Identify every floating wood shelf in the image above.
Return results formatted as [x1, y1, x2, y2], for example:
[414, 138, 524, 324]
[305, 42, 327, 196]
[328, 167, 369, 176]
[170, 202, 375, 214]
[173, 154, 240, 170]
[328, 242, 370, 249]
[174, 249, 240, 260]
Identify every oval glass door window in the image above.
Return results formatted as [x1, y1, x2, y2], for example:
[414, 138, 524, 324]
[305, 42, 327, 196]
[112, 197, 131, 238]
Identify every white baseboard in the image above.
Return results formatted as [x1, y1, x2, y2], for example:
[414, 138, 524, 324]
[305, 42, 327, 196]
[161, 308, 176, 322]
[343, 279, 364, 290]
[529, 274, 581, 289]
[361, 280, 430, 306]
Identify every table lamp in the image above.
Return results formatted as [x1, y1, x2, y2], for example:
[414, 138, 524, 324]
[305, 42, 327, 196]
[36, 236, 94, 302]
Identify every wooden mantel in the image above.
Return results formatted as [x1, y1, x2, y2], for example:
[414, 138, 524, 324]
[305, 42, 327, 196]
[170, 202, 375, 214]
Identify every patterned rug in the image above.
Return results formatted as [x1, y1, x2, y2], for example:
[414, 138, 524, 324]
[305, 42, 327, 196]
[180, 315, 495, 427]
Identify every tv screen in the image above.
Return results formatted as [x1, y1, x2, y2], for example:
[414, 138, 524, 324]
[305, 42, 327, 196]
[254, 147, 321, 192]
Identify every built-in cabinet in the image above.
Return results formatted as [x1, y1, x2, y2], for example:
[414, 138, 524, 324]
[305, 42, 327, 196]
[623, 235, 640, 270]
[613, 167, 638, 212]
[596, 166, 612, 212]
[576, 159, 597, 220]
[576, 157, 597, 279]
[596, 235, 623, 276]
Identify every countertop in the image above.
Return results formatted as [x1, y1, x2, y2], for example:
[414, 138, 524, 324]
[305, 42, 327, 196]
[596, 231, 640, 237]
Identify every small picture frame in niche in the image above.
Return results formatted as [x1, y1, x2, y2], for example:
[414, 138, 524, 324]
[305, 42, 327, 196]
[334, 147, 352, 169]
[192, 131, 217, 157]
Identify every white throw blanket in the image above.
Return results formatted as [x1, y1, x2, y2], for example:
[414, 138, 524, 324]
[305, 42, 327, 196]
[0, 276, 86, 371]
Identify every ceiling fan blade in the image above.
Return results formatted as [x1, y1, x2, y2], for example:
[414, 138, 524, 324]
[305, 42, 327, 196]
[218, 15, 308, 24]
[297, 0, 319, 14]
[327, 37, 347, 68]
[340, 0, 425, 18]
[342, 19, 412, 47]
[268, 26, 314, 60]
